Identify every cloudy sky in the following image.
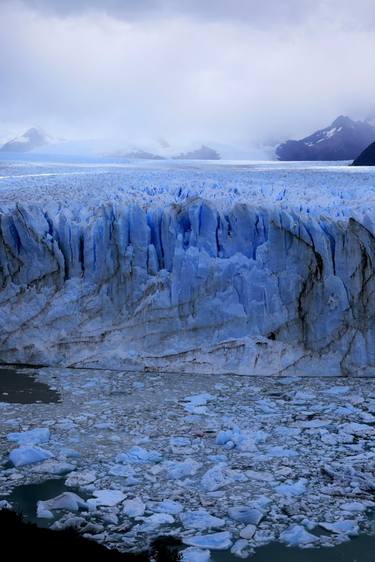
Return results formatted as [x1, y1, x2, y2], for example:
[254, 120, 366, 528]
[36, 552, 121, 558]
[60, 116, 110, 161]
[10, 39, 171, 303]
[0, 0, 374, 153]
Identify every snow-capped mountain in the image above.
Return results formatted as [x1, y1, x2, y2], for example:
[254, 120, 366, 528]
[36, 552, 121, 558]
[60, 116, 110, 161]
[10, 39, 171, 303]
[276, 116, 375, 161]
[352, 141, 375, 166]
[0, 127, 52, 152]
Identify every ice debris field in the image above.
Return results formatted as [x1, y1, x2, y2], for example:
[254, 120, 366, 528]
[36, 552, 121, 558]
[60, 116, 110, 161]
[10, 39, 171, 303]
[0, 159, 374, 375]
[1, 368, 375, 559]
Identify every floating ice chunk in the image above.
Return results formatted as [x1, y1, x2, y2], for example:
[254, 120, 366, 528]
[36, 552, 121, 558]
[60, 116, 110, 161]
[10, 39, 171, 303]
[170, 436, 191, 447]
[0, 500, 11, 510]
[207, 454, 227, 463]
[181, 547, 211, 562]
[30, 460, 75, 475]
[246, 470, 274, 482]
[294, 391, 316, 400]
[181, 510, 226, 530]
[201, 464, 229, 492]
[275, 427, 301, 438]
[108, 464, 136, 478]
[152, 499, 183, 514]
[165, 459, 201, 480]
[216, 427, 263, 451]
[65, 470, 97, 487]
[183, 394, 215, 414]
[340, 502, 366, 513]
[183, 531, 232, 550]
[90, 489, 126, 507]
[299, 419, 331, 429]
[280, 525, 318, 546]
[9, 446, 53, 467]
[141, 513, 175, 529]
[116, 446, 162, 464]
[275, 479, 307, 497]
[60, 448, 81, 459]
[216, 430, 235, 446]
[7, 428, 50, 445]
[37, 504, 54, 519]
[320, 520, 359, 535]
[326, 386, 350, 396]
[184, 394, 215, 406]
[264, 446, 298, 458]
[341, 423, 375, 437]
[37, 492, 86, 514]
[122, 497, 145, 517]
[228, 506, 264, 525]
[239, 525, 256, 539]
[231, 539, 251, 559]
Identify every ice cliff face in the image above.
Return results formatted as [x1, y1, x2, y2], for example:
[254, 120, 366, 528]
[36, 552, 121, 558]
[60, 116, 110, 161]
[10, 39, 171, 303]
[0, 199, 374, 375]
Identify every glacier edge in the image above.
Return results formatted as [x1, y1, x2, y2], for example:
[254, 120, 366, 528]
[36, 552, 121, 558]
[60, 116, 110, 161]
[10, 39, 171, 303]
[0, 199, 374, 376]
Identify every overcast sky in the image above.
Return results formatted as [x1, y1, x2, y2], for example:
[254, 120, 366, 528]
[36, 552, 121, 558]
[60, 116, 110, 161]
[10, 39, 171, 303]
[0, 0, 375, 152]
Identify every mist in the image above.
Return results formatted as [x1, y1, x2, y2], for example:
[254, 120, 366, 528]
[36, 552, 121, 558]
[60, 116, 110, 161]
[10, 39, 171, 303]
[1, 0, 375, 155]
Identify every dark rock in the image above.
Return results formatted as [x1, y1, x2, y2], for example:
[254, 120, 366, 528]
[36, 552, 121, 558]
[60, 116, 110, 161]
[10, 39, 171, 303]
[352, 141, 375, 166]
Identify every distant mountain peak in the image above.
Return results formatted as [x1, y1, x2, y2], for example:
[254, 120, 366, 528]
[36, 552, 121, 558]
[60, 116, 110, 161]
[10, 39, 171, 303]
[331, 115, 353, 128]
[0, 127, 51, 153]
[174, 145, 221, 160]
[276, 116, 375, 161]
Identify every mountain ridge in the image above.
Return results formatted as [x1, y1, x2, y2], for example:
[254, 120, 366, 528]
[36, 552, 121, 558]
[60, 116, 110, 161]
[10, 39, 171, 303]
[276, 116, 375, 161]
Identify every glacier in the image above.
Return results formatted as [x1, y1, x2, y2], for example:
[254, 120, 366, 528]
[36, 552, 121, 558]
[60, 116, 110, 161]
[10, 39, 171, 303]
[0, 161, 374, 375]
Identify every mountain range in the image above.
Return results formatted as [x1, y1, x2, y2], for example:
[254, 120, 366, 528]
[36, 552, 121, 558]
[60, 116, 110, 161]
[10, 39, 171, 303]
[2, 119, 375, 162]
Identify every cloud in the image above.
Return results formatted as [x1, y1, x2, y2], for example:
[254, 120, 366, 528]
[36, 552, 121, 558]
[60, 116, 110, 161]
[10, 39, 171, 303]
[15, 0, 316, 25]
[14, 0, 375, 29]
[0, 0, 374, 153]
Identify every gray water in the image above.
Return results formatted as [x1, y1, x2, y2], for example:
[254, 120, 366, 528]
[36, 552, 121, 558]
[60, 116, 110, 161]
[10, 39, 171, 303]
[0, 367, 60, 404]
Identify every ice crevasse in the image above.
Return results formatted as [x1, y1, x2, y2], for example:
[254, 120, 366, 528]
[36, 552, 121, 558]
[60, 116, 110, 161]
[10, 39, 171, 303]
[0, 198, 374, 375]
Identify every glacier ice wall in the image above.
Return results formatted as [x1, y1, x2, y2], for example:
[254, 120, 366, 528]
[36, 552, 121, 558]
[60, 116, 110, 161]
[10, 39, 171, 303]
[0, 200, 374, 375]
